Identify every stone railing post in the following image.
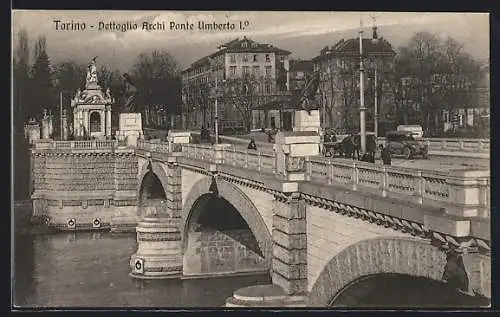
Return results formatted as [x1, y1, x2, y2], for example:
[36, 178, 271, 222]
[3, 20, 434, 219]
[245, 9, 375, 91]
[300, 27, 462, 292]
[327, 159, 333, 185]
[414, 170, 424, 205]
[213, 143, 231, 165]
[352, 162, 358, 191]
[167, 130, 191, 155]
[445, 169, 490, 218]
[380, 166, 388, 198]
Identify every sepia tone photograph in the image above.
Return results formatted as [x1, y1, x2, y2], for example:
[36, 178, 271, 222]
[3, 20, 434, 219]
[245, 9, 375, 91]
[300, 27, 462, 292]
[12, 10, 491, 309]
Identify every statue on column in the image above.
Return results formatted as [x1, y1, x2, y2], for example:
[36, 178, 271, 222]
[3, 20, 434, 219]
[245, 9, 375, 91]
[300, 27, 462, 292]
[86, 56, 98, 84]
[299, 70, 320, 114]
[121, 73, 138, 113]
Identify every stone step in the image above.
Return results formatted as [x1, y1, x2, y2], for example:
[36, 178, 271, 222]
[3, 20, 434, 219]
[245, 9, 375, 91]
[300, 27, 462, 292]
[225, 284, 307, 307]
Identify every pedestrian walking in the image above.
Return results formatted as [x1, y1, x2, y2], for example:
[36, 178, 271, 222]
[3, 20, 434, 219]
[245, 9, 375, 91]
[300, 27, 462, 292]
[247, 138, 257, 150]
[380, 144, 391, 165]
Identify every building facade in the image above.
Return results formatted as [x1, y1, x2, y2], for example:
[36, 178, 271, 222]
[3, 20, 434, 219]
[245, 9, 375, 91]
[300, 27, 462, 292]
[181, 37, 293, 133]
[312, 27, 396, 134]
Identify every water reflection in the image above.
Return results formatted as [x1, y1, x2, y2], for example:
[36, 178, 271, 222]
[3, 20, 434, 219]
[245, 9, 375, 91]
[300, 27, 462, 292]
[13, 232, 271, 308]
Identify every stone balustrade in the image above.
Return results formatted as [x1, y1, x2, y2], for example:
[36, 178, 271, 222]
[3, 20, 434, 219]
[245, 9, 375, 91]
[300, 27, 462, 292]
[136, 140, 490, 220]
[34, 140, 119, 151]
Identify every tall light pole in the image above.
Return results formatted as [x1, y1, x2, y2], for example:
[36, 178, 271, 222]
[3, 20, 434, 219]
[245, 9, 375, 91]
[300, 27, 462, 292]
[60, 90, 63, 139]
[359, 21, 367, 155]
[214, 68, 219, 145]
[374, 64, 379, 138]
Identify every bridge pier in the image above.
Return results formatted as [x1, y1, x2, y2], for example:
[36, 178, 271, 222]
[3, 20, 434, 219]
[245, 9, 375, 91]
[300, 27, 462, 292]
[225, 130, 320, 307]
[130, 155, 184, 279]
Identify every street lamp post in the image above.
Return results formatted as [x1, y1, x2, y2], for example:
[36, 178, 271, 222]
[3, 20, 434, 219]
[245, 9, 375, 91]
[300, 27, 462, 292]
[374, 64, 379, 138]
[359, 22, 367, 155]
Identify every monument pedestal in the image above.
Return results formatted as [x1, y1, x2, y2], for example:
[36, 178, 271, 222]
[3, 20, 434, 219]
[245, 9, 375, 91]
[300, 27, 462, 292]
[116, 113, 143, 147]
[293, 110, 321, 133]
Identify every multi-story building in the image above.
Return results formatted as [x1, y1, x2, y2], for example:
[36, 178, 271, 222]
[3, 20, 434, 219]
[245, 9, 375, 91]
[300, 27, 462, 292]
[181, 36, 293, 133]
[312, 26, 396, 134]
[288, 59, 314, 92]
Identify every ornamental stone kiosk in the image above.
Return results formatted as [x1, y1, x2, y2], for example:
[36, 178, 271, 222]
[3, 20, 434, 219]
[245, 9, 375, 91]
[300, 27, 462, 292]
[129, 130, 191, 279]
[71, 78, 113, 140]
[225, 110, 320, 307]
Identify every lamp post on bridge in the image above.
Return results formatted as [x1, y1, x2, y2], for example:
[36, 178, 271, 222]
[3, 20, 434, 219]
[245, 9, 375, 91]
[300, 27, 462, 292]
[359, 21, 367, 155]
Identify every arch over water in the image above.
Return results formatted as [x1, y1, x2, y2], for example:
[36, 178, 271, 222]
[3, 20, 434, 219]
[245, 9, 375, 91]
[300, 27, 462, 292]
[330, 273, 490, 308]
[308, 237, 490, 307]
[182, 176, 272, 268]
[137, 161, 169, 200]
[137, 161, 170, 217]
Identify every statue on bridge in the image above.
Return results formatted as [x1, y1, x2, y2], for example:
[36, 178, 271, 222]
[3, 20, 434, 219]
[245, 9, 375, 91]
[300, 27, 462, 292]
[86, 56, 98, 84]
[298, 70, 320, 114]
[121, 73, 138, 113]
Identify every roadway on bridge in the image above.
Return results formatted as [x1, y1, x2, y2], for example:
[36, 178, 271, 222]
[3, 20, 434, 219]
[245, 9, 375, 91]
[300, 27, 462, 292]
[225, 133, 489, 171]
[143, 129, 488, 171]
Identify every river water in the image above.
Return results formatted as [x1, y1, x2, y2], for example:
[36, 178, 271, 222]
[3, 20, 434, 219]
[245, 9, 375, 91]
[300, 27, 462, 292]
[13, 232, 271, 308]
[13, 231, 489, 309]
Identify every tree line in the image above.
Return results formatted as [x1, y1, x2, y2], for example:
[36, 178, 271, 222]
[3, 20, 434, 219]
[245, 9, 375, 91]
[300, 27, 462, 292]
[318, 31, 488, 137]
[13, 28, 183, 139]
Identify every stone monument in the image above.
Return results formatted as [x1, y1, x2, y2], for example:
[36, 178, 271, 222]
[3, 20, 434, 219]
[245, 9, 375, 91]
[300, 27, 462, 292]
[293, 70, 321, 133]
[41, 109, 52, 139]
[70, 56, 113, 140]
[115, 73, 143, 147]
[24, 117, 40, 145]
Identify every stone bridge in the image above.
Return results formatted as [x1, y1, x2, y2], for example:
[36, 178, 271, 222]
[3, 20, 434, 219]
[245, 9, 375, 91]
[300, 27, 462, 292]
[29, 134, 491, 307]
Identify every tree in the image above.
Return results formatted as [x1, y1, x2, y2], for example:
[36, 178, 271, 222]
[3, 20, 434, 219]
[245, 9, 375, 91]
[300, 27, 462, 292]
[222, 74, 258, 132]
[130, 50, 182, 117]
[13, 29, 30, 126]
[30, 36, 55, 117]
[395, 32, 484, 135]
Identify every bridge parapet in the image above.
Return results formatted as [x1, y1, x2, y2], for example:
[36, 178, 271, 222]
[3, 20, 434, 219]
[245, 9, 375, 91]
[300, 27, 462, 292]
[138, 140, 490, 220]
[33, 139, 121, 152]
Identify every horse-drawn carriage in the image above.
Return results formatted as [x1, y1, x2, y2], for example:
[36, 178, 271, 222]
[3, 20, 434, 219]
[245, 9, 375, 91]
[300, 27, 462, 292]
[322, 130, 377, 160]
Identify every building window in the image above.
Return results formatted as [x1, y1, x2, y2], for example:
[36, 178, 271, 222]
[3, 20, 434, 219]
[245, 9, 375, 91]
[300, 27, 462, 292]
[296, 71, 304, 79]
[443, 111, 449, 123]
[265, 66, 272, 77]
[242, 42, 248, 48]
[265, 54, 270, 63]
[252, 66, 260, 76]
[265, 83, 271, 93]
[253, 54, 258, 62]
[279, 55, 285, 61]
[230, 66, 237, 77]
[243, 54, 249, 63]
[230, 55, 236, 63]
[251, 43, 258, 48]
[243, 66, 250, 75]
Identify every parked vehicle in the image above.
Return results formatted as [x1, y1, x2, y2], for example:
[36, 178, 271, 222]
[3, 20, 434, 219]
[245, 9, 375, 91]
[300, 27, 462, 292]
[385, 131, 428, 160]
[397, 125, 424, 139]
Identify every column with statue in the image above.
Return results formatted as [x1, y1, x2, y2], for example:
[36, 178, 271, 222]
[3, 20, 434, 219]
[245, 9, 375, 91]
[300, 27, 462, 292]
[115, 73, 144, 147]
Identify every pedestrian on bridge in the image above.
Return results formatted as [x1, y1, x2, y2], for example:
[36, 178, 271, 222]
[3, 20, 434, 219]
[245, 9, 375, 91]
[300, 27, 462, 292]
[247, 138, 257, 150]
[380, 144, 391, 166]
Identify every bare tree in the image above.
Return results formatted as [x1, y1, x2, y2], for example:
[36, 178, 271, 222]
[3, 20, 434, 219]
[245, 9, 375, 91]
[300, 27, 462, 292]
[222, 74, 258, 133]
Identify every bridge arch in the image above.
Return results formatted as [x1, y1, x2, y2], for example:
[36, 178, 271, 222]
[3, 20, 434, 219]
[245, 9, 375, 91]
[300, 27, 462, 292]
[137, 161, 170, 216]
[182, 176, 273, 269]
[308, 237, 490, 307]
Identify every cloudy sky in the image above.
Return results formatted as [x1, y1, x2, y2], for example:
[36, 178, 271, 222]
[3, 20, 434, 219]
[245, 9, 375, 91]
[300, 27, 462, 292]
[12, 11, 489, 71]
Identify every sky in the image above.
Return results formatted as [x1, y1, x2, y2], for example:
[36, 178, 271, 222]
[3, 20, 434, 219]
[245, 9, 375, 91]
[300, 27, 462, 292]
[12, 11, 490, 71]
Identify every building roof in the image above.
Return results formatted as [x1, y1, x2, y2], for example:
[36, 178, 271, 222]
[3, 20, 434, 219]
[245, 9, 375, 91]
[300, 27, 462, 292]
[183, 36, 291, 73]
[312, 28, 396, 62]
[289, 60, 314, 72]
